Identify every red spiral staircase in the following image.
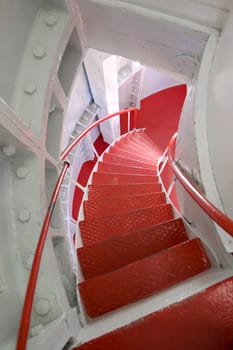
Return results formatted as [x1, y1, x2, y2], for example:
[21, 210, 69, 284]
[16, 87, 233, 350]
[72, 130, 233, 349]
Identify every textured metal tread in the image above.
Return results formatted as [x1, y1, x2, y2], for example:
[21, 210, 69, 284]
[84, 192, 166, 219]
[108, 147, 157, 163]
[116, 138, 158, 154]
[78, 238, 211, 317]
[118, 137, 161, 155]
[103, 153, 156, 169]
[88, 184, 162, 199]
[79, 204, 174, 245]
[92, 172, 158, 185]
[78, 218, 188, 279]
[76, 276, 233, 350]
[113, 143, 157, 160]
[97, 162, 156, 175]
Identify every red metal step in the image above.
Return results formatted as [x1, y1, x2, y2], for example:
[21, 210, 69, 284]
[114, 143, 156, 159]
[118, 134, 159, 153]
[92, 172, 157, 185]
[117, 137, 157, 155]
[78, 238, 210, 318]
[84, 192, 166, 219]
[78, 218, 188, 279]
[97, 162, 155, 175]
[131, 131, 160, 150]
[79, 204, 174, 245]
[75, 276, 233, 350]
[108, 147, 157, 163]
[88, 183, 162, 199]
[103, 153, 156, 169]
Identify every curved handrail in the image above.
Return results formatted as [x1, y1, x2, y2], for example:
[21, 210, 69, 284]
[168, 133, 233, 237]
[16, 161, 70, 350]
[16, 107, 138, 350]
[61, 108, 138, 161]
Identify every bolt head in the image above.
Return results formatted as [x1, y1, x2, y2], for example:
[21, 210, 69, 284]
[45, 14, 57, 27]
[24, 81, 37, 95]
[18, 209, 31, 223]
[33, 45, 46, 59]
[35, 299, 50, 315]
[16, 166, 28, 179]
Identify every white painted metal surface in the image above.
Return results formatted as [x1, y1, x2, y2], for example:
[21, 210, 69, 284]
[0, 0, 233, 348]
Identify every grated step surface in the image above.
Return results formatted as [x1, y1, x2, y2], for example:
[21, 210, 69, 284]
[78, 218, 188, 279]
[92, 172, 157, 185]
[79, 204, 174, 245]
[84, 192, 166, 219]
[78, 238, 211, 318]
[88, 183, 162, 199]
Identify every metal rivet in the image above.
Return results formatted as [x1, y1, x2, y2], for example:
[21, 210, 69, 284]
[18, 209, 31, 223]
[29, 324, 44, 338]
[16, 166, 28, 179]
[24, 254, 34, 269]
[35, 299, 51, 315]
[24, 81, 37, 95]
[2, 145, 16, 156]
[33, 45, 46, 59]
[45, 14, 57, 27]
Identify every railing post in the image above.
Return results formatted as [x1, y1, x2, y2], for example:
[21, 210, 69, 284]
[130, 109, 138, 130]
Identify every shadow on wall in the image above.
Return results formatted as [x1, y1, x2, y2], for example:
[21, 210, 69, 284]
[137, 84, 187, 153]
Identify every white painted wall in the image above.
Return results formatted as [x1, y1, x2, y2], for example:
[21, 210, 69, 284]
[77, 0, 211, 82]
[207, 11, 233, 219]
[140, 67, 182, 100]
[119, 0, 232, 30]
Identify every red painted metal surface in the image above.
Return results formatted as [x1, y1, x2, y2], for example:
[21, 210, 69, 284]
[84, 192, 166, 219]
[16, 162, 70, 350]
[97, 162, 156, 175]
[118, 137, 157, 154]
[92, 172, 157, 185]
[168, 133, 233, 237]
[103, 153, 156, 169]
[79, 204, 174, 246]
[88, 183, 162, 199]
[78, 218, 188, 279]
[113, 143, 157, 160]
[78, 238, 210, 317]
[75, 276, 233, 350]
[108, 147, 157, 163]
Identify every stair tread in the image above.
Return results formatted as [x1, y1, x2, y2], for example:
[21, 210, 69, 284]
[92, 172, 158, 185]
[116, 139, 157, 155]
[75, 276, 233, 349]
[78, 218, 188, 279]
[78, 238, 211, 318]
[108, 147, 158, 163]
[97, 162, 156, 175]
[88, 183, 162, 199]
[103, 153, 156, 169]
[84, 192, 166, 219]
[79, 204, 174, 245]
